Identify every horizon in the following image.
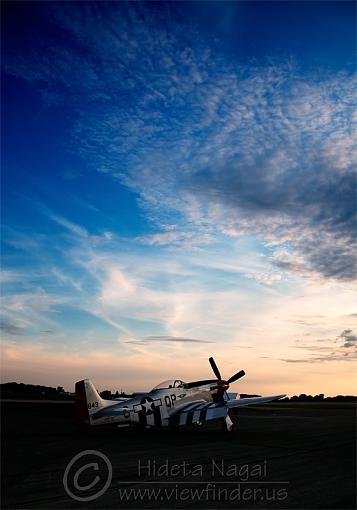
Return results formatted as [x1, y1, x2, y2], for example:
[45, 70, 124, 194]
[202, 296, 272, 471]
[1, 2, 356, 396]
[1, 380, 357, 400]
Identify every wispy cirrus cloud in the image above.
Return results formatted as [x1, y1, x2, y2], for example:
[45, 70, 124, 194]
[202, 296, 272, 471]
[125, 335, 215, 345]
[282, 329, 357, 363]
[0, 321, 26, 336]
[0, 289, 66, 334]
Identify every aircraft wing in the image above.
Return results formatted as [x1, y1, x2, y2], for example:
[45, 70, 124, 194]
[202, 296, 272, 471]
[226, 394, 286, 408]
[170, 394, 285, 427]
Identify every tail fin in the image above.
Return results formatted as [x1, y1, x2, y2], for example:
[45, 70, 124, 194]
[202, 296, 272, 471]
[75, 379, 111, 427]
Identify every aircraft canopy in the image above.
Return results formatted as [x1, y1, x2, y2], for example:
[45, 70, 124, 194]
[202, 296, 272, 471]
[151, 379, 185, 390]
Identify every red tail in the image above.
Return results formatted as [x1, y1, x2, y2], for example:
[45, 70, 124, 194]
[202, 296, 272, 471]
[75, 380, 90, 427]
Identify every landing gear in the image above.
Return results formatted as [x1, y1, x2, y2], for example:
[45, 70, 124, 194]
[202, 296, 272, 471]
[221, 413, 236, 433]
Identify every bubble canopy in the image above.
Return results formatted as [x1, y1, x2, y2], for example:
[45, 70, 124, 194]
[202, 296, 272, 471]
[151, 379, 185, 390]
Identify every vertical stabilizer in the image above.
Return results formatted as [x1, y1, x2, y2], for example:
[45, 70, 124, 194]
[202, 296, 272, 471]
[75, 379, 111, 426]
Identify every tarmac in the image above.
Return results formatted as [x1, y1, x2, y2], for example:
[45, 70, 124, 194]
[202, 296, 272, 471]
[2, 401, 356, 509]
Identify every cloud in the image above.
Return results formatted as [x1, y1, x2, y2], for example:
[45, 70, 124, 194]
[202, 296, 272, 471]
[2, 199, 297, 352]
[293, 319, 323, 327]
[0, 321, 25, 336]
[0, 270, 24, 284]
[124, 335, 215, 344]
[0, 289, 68, 335]
[291, 345, 333, 352]
[140, 231, 213, 250]
[339, 329, 357, 347]
[282, 329, 357, 363]
[244, 272, 283, 285]
[281, 354, 357, 363]
[186, 130, 356, 281]
[49, 215, 88, 238]
[49, 214, 113, 246]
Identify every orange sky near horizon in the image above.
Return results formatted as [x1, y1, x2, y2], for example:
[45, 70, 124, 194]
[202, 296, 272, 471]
[2, 333, 356, 397]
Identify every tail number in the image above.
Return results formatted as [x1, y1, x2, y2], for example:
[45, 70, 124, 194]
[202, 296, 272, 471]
[88, 402, 99, 409]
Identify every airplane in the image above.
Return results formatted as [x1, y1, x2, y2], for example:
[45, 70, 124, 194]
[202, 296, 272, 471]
[75, 357, 285, 432]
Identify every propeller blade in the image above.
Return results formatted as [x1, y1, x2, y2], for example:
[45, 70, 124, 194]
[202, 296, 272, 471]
[227, 370, 245, 384]
[209, 357, 222, 380]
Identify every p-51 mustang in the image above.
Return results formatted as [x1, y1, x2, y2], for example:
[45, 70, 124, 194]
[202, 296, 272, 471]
[75, 357, 285, 432]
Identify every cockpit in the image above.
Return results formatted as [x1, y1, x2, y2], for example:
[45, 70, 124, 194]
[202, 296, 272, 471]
[151, 379, 185, 391]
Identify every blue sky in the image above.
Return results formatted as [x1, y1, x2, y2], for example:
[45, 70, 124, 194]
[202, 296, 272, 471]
[1, 2, 356, 394]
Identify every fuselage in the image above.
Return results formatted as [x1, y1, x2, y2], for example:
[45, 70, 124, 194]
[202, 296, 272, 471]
[90, 381, 215, 427]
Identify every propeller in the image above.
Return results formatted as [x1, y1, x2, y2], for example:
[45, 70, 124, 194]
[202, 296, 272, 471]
[208, 357, 245, 402]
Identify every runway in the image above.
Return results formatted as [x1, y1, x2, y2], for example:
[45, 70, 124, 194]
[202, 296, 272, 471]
[2, 401, 355, 509]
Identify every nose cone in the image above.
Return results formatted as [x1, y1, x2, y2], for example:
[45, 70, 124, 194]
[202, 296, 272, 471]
[211, 380, 230, 402]
[219, 380, 229, 390]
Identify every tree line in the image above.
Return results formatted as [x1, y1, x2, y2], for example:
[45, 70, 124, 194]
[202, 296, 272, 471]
[1, 382, 356, 402]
